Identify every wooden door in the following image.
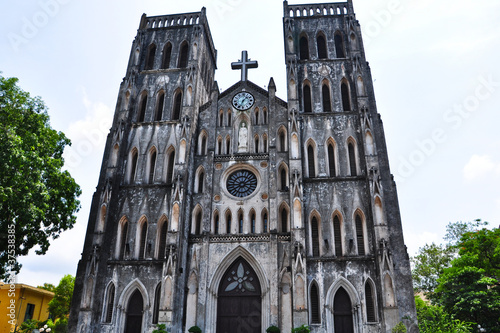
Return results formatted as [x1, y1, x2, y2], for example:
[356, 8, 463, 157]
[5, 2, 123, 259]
[216, 257, 261, 333]
[125, 290, 143, 333]
[334, 287, 354, 333]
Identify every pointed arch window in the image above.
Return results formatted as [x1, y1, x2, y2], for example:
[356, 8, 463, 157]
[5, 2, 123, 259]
[254, 136, 259, 153]
[137, 93, 147, 122]
[299, 35, 309, 60]
[152, 283, 161, 324]
[227, 110, 232, 126]
[278, 128, 287, 152]
[214, 212, 220, 234]
[198, 132, 207, 155]
[155, 91, 165, 121]
[145, 44, 156, 70]
[310, 283, 320, 323]
[119, 221, 128, 259]
[197, 169, 204, 194]
[317, 34, 328, 59]
[178, 42, 189, 68]
[333, 215, 342, 256]
[263, 108, 268, 124]
[104, 283, 115, 323]
[250, 211, 256, 233]
[172, 90, 182, 120]
[328, 142, 336, 177]
[166, 148, 175, 184]
[226, 211, 232, 234]
[303, 84, 312, 113]
[334, 32, 345, 58]
[348, 141, 357, 176]
[254, 108, 260, 125]
[148, 149, 157, 184]
[322, 84, 332, 112]
[280, 166, 288, 191]
[341, 80, 351, 111]
[263, 135, 268, 153]
[217, 136, 223, 155]
[281, 207, 288, 232]
[263, 211, 268, 233]
[226, 136, 231, 154]
[195, 210, 202, 235]
[355, 214, 365, 255]
[238, 211, 244, 233]
[307, 143, 316, 178]
[162, 42, 172, 69]
[129, 149, 138, 184]
[138, 220, 147, 259]
[365, 281, 376, 322]
[219, 110, 224, 127]
[311, 216, 320, 257]
[157, 219, 168, 259]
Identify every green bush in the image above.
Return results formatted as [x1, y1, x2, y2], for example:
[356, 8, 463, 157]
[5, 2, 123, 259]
[152, 323, 169, 333]
[266, 325, 280, 333]
[291, 325, 311, 333]
[188, 325, 202, 333]
[392, 322, 407, 333]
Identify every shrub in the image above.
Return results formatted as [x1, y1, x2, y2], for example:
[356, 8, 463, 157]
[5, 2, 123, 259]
[188, 326, 202, 333]
[292, 325, 311, 333]
[266, 325, 280, 333]
[152, 323, 169, 333]
[392, 322, 407, 333]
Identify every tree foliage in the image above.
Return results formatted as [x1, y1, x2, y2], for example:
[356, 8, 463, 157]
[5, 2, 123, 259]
[411, 243, 455, 296]
[0, 75, 81, 278]
[48, 274, 75, 320]
[415, 295, 473, 333]
[434, 228, 500, 331]
[38, 282, 56, 292]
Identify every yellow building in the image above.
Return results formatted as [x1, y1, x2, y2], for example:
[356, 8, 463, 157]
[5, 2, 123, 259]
[0, 283, 54, 332]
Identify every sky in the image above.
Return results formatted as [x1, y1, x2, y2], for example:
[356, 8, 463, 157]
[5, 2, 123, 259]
[1, 0, 499, 287]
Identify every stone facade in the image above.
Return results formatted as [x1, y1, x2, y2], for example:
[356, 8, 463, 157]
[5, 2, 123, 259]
[69, 1, 418, 332]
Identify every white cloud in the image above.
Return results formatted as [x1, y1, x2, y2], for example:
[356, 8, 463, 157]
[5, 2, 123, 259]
[463, 155, 499, 182]
[63, 88, 113, 172]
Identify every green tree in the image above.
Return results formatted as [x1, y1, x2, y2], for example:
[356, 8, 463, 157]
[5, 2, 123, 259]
[38, 282, 56, 292]
[415, 295, 473, 333]
[48, 275, 75, 320]
[434, 228, 500, 331]
[444, 219, 489, 247]
[0, 75, 81, 279]
[411, 243, 455, 296]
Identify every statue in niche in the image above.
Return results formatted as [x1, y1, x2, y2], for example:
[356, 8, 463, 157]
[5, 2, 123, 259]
[238, 122, 248, 152]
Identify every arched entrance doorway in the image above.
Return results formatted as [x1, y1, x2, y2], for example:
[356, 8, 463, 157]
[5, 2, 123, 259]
[124, 289, 143, 333]
[334, 287, 354, 333]
[217, 257, 261, 333]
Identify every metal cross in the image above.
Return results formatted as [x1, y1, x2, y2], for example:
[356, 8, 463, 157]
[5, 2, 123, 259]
[231, 50, 258, 82]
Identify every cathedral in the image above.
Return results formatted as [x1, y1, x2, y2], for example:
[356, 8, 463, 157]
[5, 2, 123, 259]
[69, 1, 418, 332]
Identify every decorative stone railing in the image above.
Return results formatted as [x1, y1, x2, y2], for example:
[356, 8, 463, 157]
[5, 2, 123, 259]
[140, 12, 201, 29]
[285, 1, 350, 18]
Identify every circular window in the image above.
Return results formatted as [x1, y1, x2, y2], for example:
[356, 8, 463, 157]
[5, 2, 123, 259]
[226, 170, 258, 198]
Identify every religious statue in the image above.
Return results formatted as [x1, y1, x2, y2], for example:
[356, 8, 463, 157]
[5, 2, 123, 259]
[238, 122, 248, 152]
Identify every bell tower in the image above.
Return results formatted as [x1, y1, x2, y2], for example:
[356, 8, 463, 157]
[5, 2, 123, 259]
[283, 0, 416, 331]
[70, 9, 218, 333]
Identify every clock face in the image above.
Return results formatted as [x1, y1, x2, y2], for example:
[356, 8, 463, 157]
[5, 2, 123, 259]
[232, 92, 255, 111]
[226, 170, 258, 198]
